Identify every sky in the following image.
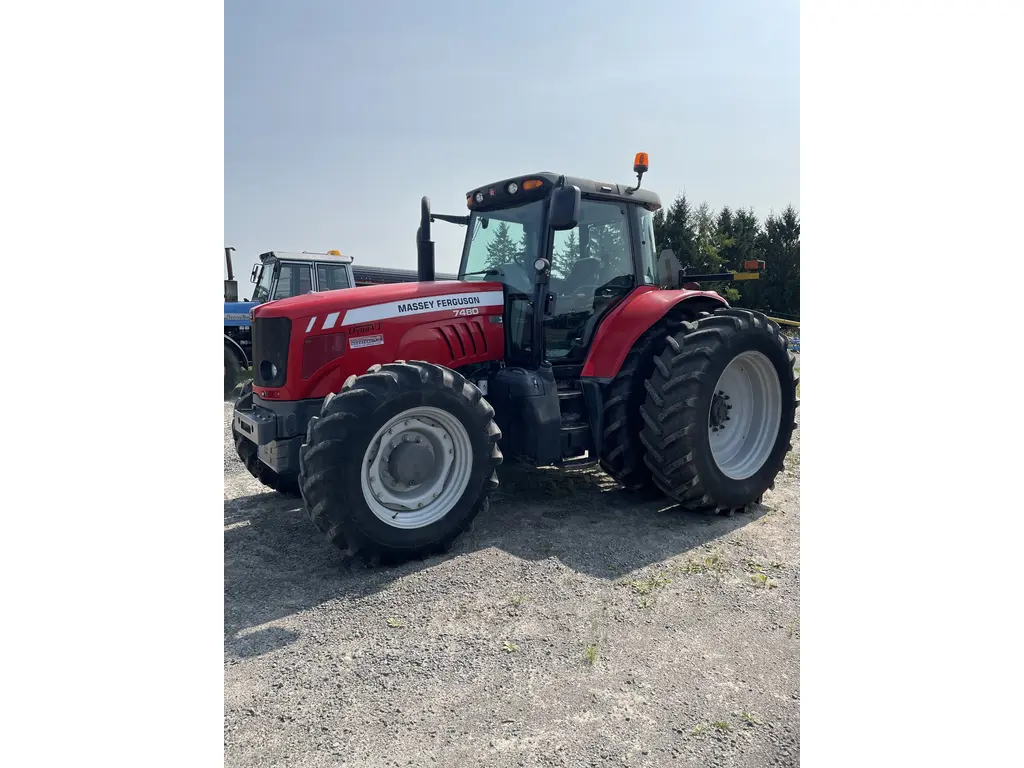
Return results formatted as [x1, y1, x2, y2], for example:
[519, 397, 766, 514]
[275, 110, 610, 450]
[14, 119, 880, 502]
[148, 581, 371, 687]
[225, 0, 799, 291]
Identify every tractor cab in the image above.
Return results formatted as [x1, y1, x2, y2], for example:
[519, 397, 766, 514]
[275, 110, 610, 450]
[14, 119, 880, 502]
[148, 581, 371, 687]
[418, 156, 665, 374]
[455, 169, 662, 368]
[249, 250, 356, 304]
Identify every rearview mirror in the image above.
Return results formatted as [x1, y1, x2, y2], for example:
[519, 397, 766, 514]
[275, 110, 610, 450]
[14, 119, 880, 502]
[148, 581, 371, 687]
[250, 265, 259, 283]
[548, 185, 581, 231]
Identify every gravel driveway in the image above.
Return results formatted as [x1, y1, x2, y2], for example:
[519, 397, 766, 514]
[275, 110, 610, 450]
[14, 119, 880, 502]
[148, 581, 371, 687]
[225, 398, 801, 767]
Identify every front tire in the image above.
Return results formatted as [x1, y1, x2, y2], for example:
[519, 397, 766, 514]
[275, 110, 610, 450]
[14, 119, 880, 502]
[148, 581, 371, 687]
[298, 361, 502, 564]
[640, 308, 797, 511]
[225, 345, 244, 398]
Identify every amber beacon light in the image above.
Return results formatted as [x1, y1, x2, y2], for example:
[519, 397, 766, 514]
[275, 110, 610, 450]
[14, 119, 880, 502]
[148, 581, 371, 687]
[628, 151, 649, 193]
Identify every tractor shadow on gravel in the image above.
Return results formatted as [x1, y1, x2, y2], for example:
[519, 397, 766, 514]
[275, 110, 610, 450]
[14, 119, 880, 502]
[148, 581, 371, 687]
[224, 464, 767, 653]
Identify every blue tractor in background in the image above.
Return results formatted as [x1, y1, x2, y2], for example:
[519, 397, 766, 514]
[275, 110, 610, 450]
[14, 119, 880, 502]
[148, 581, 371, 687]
[224, 246, 356, 396]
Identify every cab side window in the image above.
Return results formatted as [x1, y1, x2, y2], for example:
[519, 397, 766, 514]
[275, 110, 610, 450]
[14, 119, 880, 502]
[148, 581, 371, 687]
[316, 263, 351, 291]
[637, 207, 658, 285]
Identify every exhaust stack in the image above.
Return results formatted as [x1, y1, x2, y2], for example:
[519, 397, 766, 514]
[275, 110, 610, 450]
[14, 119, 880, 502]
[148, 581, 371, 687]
[416, 196, 435, 282]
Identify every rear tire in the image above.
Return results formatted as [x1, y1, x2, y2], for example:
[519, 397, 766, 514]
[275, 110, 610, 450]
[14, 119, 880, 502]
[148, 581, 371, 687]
[640, 308, 796, 510]
[598, 316, 681, 490]
[232, 381, 301, 496]
[298, 361, 502, 565]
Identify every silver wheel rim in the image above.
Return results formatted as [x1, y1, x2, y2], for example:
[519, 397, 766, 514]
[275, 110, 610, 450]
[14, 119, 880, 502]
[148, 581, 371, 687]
[708, 350, 782, 480]
[360, 406, 474, 529]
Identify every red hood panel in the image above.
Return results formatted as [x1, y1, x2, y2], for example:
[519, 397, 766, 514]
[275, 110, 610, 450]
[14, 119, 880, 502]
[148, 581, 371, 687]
[250, 279, 508, 401]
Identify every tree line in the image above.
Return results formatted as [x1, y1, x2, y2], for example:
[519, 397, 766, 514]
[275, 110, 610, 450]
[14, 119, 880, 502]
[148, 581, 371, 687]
[654, 194, 800, 319]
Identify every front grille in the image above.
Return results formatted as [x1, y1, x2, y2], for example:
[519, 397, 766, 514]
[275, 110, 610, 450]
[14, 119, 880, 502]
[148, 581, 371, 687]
[253, 317, 291, 387]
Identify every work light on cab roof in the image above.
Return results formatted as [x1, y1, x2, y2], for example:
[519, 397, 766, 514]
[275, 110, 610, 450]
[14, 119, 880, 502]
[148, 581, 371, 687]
[466, 153, 649, 209]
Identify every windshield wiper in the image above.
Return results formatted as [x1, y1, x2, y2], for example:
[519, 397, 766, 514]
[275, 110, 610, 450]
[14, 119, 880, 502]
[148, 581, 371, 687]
[461, 268, 502, 278]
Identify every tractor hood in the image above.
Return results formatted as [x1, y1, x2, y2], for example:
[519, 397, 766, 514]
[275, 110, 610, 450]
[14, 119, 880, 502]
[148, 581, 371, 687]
[253, 279, 504, 327]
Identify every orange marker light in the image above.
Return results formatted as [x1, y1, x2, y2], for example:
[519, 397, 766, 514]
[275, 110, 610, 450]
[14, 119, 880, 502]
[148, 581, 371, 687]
[522, 179, 544, 190]
[466, 195, 473, 207]
[743, 259, 766, 271]
[327, 249, 341, 256]
[633, 152, 649, 173]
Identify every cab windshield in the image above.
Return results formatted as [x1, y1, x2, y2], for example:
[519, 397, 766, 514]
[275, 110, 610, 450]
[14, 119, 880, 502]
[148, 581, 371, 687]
[252, 263, 275, 302]
[459, 199, 545, 296]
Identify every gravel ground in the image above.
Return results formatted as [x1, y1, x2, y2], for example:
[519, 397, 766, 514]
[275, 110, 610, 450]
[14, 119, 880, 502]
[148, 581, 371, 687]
[225, 388, 801, 767]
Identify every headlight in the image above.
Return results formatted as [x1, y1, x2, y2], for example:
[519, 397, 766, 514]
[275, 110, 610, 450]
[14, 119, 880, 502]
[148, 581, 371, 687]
[259, 360, 280, 382]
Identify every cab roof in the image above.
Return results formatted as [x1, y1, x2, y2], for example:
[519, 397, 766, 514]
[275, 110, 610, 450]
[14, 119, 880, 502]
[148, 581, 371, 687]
[467, 171, 662, 211]
[259, 250, 354, 264]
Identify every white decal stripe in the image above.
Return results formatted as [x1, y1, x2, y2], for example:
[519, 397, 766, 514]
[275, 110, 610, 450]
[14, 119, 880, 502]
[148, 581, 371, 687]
[322, 312, 340, 330]
[305, 317, 317, 333]
[341, 291, 504, 326]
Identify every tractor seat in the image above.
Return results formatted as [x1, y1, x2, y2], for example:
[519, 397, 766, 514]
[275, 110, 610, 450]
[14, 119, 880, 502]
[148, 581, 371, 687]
[561, 257, 602, 296]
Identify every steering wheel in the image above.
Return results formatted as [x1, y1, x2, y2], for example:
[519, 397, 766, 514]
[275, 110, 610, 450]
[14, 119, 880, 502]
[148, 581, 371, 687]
[566, 284, 599, 297]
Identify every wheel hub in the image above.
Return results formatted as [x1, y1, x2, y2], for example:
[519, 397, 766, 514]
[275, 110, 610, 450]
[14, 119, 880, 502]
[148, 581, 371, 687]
[384, 437, 436, 487]
[709, 390, 732, 430]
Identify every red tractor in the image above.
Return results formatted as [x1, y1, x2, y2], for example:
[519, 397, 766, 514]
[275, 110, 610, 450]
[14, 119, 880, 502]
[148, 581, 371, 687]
[232, 155, 798, 564]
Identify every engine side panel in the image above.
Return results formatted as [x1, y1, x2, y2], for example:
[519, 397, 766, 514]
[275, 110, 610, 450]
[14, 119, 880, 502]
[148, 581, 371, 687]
[580, 286, 729, 380]
[251, 282, 506, 401]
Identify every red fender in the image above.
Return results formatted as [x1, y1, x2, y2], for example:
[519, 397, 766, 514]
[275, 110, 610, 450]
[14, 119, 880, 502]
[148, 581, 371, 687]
[580, 286, 729, 380]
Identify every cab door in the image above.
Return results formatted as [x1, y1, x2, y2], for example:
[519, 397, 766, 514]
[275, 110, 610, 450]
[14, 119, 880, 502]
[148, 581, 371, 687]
[544, 198, 637, 362]
[270, 261, 314, 300]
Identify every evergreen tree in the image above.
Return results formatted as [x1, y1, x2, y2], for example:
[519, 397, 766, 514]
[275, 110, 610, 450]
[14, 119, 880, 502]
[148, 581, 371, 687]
[751, 206, 800, 317]
[694, 202, 724, 272]
[653, 193, 697, 272]
[714, 205, 737, 269]
[692, 201, 740, 301]
[729, 208, 761, 268]
[553, 230, 580, 278]
[484, 221, 521, 269]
